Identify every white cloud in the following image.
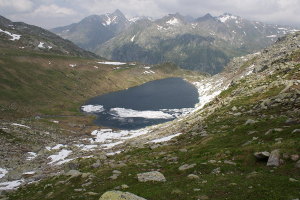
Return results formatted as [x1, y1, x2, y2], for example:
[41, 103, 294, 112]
[0, 0, 33, 12]
[31, 4, 76, 17]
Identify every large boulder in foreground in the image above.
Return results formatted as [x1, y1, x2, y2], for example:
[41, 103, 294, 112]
[137, 171, 166, 182]
[267, 149, 280, 167]
[99, 191, 147, 200]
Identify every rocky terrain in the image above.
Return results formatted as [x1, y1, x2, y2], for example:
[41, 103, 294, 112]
[52, 10, 299, 74]
[0, 28, 299, 200]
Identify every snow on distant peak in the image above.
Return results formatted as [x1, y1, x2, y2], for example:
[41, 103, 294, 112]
[129, 17, 141, 23]
[166, 17, 180, 25]
[218, 14, 238, 23]
[131, 35, 136, 42]
[0, 28, 21, 41]
[102, 14, 118, 26]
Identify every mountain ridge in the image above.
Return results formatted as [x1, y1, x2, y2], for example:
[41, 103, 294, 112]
[51, 10, 299, 74]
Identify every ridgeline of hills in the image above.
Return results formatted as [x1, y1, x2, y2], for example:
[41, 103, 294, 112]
[52, 10, 298, 74]
[0, 14, 299, 200]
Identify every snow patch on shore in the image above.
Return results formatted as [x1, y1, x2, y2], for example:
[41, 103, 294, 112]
[81, 105, 105, 113]
[97, 61, 126, 65]
[48, 149, 72, 165]
[0, 180, 23, 190]
[110, 108, 174, 119]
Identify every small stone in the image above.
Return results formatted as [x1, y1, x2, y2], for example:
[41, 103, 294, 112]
[254, 151, 270, 161]
[292, 129, 300, 133]
[211, 167, 221, 174]
[208, 160, 216, 164]
[112, 170, 121, 174]
[295, 160, 300, 168]
[65, 170, 82, 177]
[99, 191, 147, 200]
[137, 171, 166, 182]
[179, 148, 188, 153]
[224, 160, 236, 165]
[171, 189, 182, 194]
[109, 174, 120, 180]
[187, 174, 200, 180]
[229, 183, 237, 186]
[178, 163, 196, 171]
[232, 106, 238, 111]
[85, 192, 98, 196]
[289, 178, 298, 182]
[245, 119, 257, 125]
[291, 154, 299, 161]
[197, 195, 209, 200]
[267, 149, 280, 167]
[193, 188, 201, 191]
[92, 160, 101, 168]
[121, 184, 129, 189]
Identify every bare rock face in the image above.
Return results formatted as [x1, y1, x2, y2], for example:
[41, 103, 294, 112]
[267, 150, 280, 167]
[137, 171, 166, 182]
[99, 191, 147, 200]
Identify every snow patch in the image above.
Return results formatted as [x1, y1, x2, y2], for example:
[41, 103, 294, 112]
[48, 149, 72, 165]
[11, 123, 30, 129]
[38, 42, 45, 48]
[69, 64, 77, 68]
[106, 150, 122, 156]
[150, 133, 182, 143]
[143, 70, 155, 74]
[97, 61, 126, 65]
[131, 35, 136, 42]
[81, 105, 105, 113]
[102, 14, 118, 26]
[218, 14, 237, 23]
[166, 17, 180, 25]
[266, 35, 277, 38]
[0, 29, 21, 41]
[110, 108, 174, 119]
[0, 180, 23, 190]
[26, 152, 37, 161]
[0, 168, 8, 179]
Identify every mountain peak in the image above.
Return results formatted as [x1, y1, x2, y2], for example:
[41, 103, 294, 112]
[112, 9, 125, 17]
[196, 13, 215, 22]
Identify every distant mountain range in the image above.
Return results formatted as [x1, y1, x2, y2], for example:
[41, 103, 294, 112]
[0, 15, 98, 58]
[51, 10, 299, 74]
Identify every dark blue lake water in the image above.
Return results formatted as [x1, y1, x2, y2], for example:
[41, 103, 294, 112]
[81, 77, 199, 130]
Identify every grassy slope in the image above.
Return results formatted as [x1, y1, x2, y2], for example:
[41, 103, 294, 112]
[0, 47, 198, 119]
[8, 58, 300, 199]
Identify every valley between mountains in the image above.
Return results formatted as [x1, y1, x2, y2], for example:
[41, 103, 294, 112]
[0, 13, 299, 200]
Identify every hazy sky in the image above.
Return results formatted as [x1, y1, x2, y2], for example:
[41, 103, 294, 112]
[0, 0, 299, 29]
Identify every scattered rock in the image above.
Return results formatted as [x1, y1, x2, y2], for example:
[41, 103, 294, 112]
[245, 119, 257, 125]
[85, 192, 98, 196]
[137, 171, 166, 182]
[179, 148, 188, 153]
[254, 151, 270, 161]
[295, 160, 300, 168]
[211, 167, 221, 174]
[92, 160, 101, 168]
[178, 163, 196, 171]
[291, 154, 299, 161]
[197, 195, 209, 200]
[187, 174, 200, 180]
[267, 149, 280, 167]
[289, 178, 298, 182]
[121, 184, 129, 189]
[99, 191, 147, 200]
[224, 160, 236, 165]
[292, 129, 300, 134]
[65, 170, 82, 177]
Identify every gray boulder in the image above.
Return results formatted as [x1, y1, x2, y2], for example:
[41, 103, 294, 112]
[178, 163, 196, 171]
[137, 171, 166, 182]
[254, 151, 270, 161]
[99, 191, 147, 200]
[267, 150, 280, 167]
